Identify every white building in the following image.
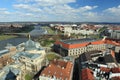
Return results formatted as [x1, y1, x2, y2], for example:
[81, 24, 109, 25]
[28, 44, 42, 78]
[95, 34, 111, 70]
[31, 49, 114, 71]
[110, 30, 120, 39]
[64, 26, 97, 35]
[12, 36, 46, 72]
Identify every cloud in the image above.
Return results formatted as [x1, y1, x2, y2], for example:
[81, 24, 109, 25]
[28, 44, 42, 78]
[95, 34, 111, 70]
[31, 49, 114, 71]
[12, 4, 98, 21]
[13, 4, 41, 12]
[104, 5, 120, 16]
[100, 5, 120, 22]
[0, 8, 11, 15]
[35, 0, 76, 6]
[0, 0, 100, 22]
[0, 8, 7, 11]
[17, 0, 76, 6]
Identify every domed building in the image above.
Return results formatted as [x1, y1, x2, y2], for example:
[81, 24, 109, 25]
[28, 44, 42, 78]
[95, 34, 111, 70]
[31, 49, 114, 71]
[12, 34, 46, 72]
[17, 34, 45, 54]
[25, 39, 37, 51]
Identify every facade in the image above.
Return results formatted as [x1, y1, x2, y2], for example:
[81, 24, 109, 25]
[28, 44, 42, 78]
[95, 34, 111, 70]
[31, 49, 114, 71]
[64, 26, 97, 35]
[39, 60, 73, 80]
[0, 63, 23, 80]
[79, 48, 120, 80]
[54, 37, 120, 57]
[111, 30, 120, 39]
[12, 52, 44, 72]
[0, 35, 46, 80]
[12, 37, 46, 72]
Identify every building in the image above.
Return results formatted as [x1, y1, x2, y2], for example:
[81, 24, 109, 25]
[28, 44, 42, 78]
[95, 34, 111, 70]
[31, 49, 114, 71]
[0, 63, 23, 80]
[39, 59, 73, 80]
[12, 36, 46, 72]
[81, 68, 94, 80]
[108, 27, 120, 39]
[78, 45, 120, 80]
[64, 26, 98, 35]
[54, 37, 120, 57]
[0, 44, 17, 68]
[0, 35, 46, 80]
[110, 30, 120, 39]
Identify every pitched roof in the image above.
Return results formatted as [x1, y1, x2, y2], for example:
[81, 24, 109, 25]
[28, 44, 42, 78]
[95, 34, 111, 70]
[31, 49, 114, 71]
[55, 38, 120, 49]
[81, 68, 94, 80]
[104, 54, 114, 63]
[100, 67, 111, 73]
[111, 68, 120, 73]
[40, 60, 73, 80]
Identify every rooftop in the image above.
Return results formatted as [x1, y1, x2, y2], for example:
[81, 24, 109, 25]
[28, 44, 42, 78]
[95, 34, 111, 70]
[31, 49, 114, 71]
[0, 49, 9, 57]
[81, 68, 94, 80]
[62, 38, 95, 44]
[55, 38, 120, 49]
[40, 60, 73, 80]
[13, 52, 41, 60]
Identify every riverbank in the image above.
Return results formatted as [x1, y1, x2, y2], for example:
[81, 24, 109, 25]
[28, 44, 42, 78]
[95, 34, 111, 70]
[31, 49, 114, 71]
[0, 35, 17, 41]
[0, 37, 28, 50]
[42, 26, 55, 34]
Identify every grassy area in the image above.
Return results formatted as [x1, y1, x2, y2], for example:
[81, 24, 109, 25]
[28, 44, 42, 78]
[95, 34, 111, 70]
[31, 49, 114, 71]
[40, 39, 55, 47]
[88, 34, 101, 39]
[46, 53, 61, 61]
[25, 74, 33, 80]
[42, 26, 55, 34]
[0, 35, 17, 41]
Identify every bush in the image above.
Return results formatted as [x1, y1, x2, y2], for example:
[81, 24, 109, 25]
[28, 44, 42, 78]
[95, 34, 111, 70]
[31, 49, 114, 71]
[25, 74, 33, 80]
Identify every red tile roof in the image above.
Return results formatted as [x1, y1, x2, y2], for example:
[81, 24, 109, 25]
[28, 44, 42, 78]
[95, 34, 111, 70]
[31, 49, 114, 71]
[55, 38, 120, 49]
[81, 68, 94, 80]
[100, 67, 111, 73]
[40, 60, 73, 80]
[111, 68, 120, 73]
[99, 67, 120, 73]
[109, 27, 120, 30]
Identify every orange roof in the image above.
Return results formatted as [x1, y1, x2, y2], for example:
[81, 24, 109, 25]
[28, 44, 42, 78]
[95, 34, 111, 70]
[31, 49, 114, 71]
[81, 68, 94, 80]
[91, 40, 105, 45]
[40, 60, 73, 80]
[100, 67, 111, 73]
[104, 38, 120, 46]
[69, 42, 90, 49]
[55, 38, 120, 49]
[55, 41, 70, 49]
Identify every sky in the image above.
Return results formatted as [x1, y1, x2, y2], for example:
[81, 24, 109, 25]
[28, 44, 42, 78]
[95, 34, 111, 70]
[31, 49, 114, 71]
[0, 0, 120, 22]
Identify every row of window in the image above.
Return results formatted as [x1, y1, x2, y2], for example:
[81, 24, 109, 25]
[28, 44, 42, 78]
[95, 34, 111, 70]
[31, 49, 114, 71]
[68, 45, 106, 56]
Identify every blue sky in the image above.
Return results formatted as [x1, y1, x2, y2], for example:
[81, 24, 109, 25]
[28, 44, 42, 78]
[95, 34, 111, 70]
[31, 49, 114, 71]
[0, 0, 120, 22]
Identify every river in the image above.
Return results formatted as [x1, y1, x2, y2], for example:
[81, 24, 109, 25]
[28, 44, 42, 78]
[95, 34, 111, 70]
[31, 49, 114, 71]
[0, 37, 28, 50]
[30, 26, 47, 37]
[0, 25, 47, 50]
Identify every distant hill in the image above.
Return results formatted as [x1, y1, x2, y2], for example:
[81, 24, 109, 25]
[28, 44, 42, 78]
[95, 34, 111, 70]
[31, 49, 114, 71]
[0, 21, 120, 25]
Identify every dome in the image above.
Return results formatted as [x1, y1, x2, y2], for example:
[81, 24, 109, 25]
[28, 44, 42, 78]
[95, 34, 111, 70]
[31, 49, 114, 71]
[25, 39, 36, 50]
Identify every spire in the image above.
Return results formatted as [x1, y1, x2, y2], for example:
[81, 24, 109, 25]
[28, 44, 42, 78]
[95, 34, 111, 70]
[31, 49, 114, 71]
[28, 34, 31, 40]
